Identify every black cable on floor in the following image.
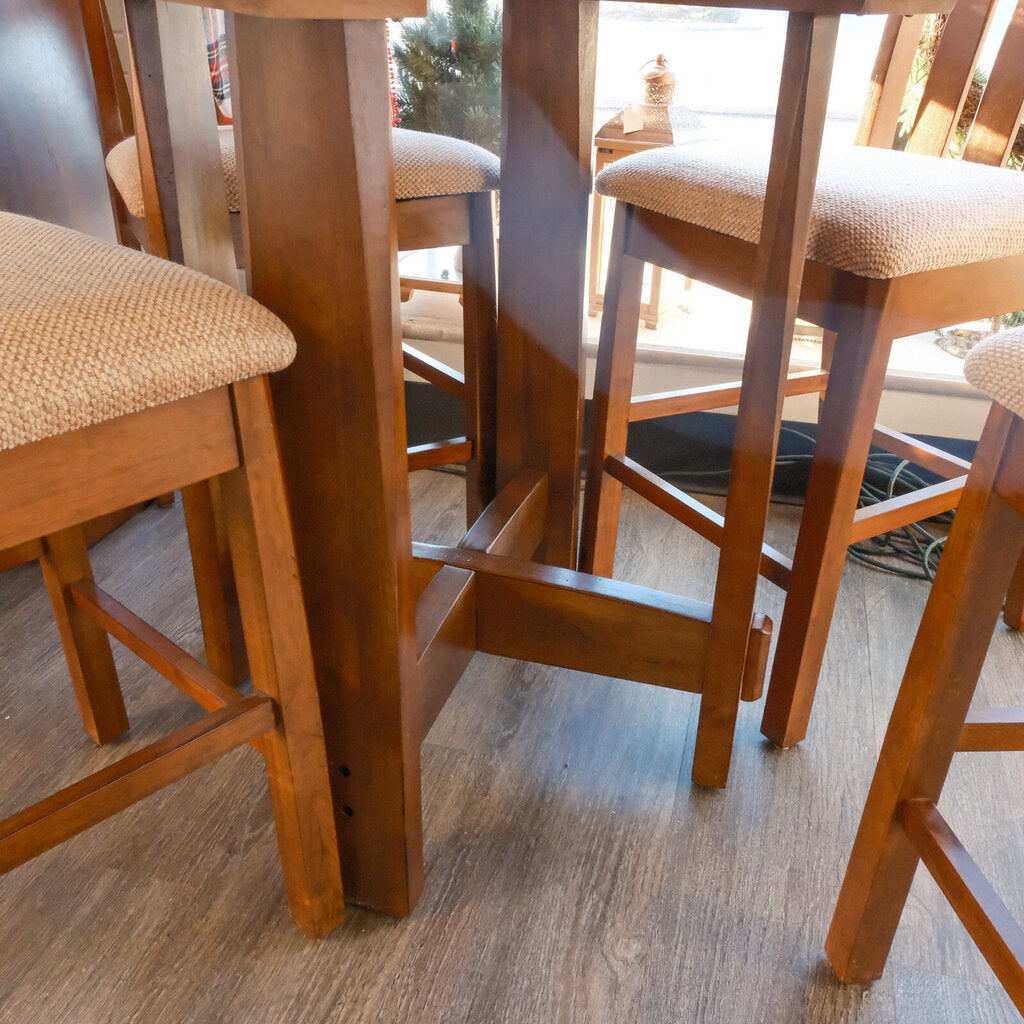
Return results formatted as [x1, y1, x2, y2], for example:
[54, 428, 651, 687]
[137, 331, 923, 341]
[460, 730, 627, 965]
[657, 424, 955, 581]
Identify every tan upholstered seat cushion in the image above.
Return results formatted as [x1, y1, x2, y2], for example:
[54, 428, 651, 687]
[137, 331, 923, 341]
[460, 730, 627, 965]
[103, 135, 146, 218]
[106, 125, 499, 220]
[105, 125, 239, 221]
[596, 144, 1024, 280]
[0, 212, 295, 452]
[964, 326, 1024, 419]
[391, 127, 500, 199]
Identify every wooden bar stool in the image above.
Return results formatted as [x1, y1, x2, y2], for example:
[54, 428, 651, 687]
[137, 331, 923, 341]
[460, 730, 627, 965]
[105, 120, 500, 522]
[827, 325, 1024, 1010]
[0, 211, 344, 938]
[580, 2, 1024, 769]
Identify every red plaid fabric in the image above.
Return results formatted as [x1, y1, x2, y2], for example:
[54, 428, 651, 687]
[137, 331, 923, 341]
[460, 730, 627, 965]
[202, 8, 231, 122]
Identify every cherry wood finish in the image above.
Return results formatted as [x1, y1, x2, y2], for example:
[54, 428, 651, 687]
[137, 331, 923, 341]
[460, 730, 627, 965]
[905, 0, 998, 158]
[38, 527, 129, 746]
[581, 9, 843, 786]
[179, 480, 248, 683]
[234, 10, 425, 916]
[1003, 545, 1024, 630]
[0, 0, 242, 684]
[124, 0, 237, 286]
[962, 0, 1024, 167]
[504, 5, 951, 577]
[124, 0, 435, 915]
[397, 190, 498, 521]
[8, 470, 1024, 1019]
[119, 20, 496, 523]
[762, 0, 1024, 747]
[827, 405, 1024, 1014]
[581, 0, 1014, 780]
[854, 12, 926, 147]
[127, 0, 951, 916]
[496, 0, 600, 568]
[0, 374, 345, 938]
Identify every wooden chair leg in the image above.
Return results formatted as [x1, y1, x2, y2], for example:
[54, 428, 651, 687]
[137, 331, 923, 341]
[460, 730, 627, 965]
[579, 203, 645, 578]
[761, 297, 894, 750]
[827, 405, 1024, 994]
[220, 376, 345, 939]
[39, 526, 130, 745]
[461, 190, 499, 524]
[181, 479, 248, 683]
[691, 373, 788, 786]
[1002, 542, 1024, 630]
[687, 10, 841, 788]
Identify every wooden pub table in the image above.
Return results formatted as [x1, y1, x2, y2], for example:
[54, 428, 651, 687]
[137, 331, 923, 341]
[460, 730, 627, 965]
[127, 0, 947, 917]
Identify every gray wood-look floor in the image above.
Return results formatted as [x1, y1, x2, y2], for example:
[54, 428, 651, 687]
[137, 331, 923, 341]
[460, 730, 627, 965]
[2, 471, 1023, 1023]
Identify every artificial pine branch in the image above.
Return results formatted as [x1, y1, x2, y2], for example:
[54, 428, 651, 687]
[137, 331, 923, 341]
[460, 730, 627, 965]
[392, 0, 502, 154]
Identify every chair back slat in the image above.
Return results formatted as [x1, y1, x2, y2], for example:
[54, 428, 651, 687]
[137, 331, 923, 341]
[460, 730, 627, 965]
[907, 0, 1000, 156]
[856, 14, 927, 148]
[962, 0, 1024, 166]
[122, 0, 237, 286]
[859, 0, 1024, 167]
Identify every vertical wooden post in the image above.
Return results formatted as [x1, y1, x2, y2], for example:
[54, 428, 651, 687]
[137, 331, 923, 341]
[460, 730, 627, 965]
[854, 13, 925, 149]
[497, 0, 600, 568]
[231, 15, 423, 915]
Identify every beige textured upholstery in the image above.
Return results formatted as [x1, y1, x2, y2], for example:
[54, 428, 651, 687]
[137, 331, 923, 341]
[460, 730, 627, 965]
[964, 326, 1024, 419]
[0, 212, 295, 452]
[596, 144, 1024, 280]
[391, 127, 500, 199]
[103, 136, 145, 218]
[106, 125, 499, 220]
[105, 125, 239, 220]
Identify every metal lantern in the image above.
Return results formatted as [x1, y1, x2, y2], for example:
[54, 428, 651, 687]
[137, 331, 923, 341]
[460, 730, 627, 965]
[641, 54, 677, 106]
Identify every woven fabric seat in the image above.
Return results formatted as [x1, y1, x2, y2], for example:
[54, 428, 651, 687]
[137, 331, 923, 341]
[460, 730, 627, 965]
[964, 325, 1024, 417]
[391, 127, 500, 199]
[0, 212, 295, 451]
[596, 143, 1024, 280]
[106, 125, 499, 220]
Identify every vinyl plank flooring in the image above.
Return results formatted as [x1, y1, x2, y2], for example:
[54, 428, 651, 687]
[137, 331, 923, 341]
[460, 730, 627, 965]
[3, 476, 1024, 1023]
[891, 959, 1021, 1023]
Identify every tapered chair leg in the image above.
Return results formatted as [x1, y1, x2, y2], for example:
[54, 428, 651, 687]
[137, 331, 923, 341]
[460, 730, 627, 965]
[220, 377, 345, 939]
[39, 526, 130, 745]
[579, 204, 646, 578]
[762, 300, 895, 749]
[691, 316, 793, 788]
[0, 210, 343, 939]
